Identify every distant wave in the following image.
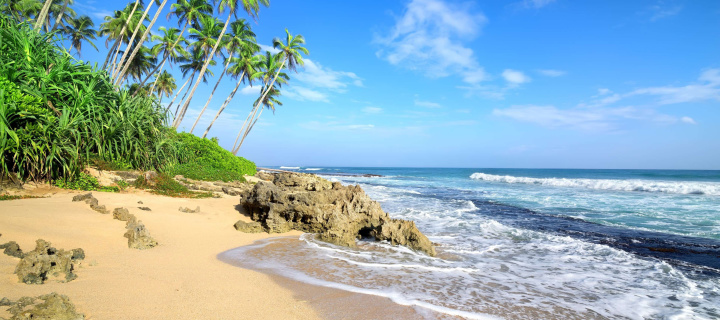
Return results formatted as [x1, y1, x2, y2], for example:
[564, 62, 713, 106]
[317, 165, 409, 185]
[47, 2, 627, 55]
[279, 166, 300, 170]
[305, 168, 322, 171]
[470, 173, 720, 196]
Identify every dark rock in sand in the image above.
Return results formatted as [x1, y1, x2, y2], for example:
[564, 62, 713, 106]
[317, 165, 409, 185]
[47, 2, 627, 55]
[137, 207, 151, 211]
[112, 207, 133, 221]
[14, 239, 84, 284]
[233, 220, 263, 233]
[137, 201, 143, 204]
[178, 206, 200, 213]
[124, 220, 157, 250]
[72, 193, 108, 214]
[0, 297, 12, 306]
[255, 171, 274, 181]
[0, 241, 23, 258]
[5, 292, 84, 320]
[71, 193, 93, 202]
[90, 204, 109, 214]
[240, 172, 436, 256]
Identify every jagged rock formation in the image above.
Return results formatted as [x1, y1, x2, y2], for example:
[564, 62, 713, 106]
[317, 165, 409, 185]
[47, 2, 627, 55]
[173, 175, 252, 196]
[112, 207, 134, 222]
[0, 297, 12, 306]
[71, 193, 109, 214]
[239, 173, 436, 256]
[137, 207, 151, 211]
[124, 220, 157, 250]
[1, 241, 23, 258]
[233, 220, 263, 233]
[178, 206, 200, 213]
[3, 292, 84, 320]
[14, 239, 84, 284]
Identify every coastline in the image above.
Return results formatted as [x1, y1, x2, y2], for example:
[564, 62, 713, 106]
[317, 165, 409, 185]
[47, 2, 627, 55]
[0, 189, 320, 319]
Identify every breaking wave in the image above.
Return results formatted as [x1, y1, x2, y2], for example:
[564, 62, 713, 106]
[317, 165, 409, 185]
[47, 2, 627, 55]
[470, 172, 720, 196]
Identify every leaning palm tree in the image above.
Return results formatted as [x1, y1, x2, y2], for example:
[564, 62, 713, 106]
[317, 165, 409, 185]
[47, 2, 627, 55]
[121, 45, 157, 84]
[234, 82, 281, 152]
[14, 0, 43, 24]
[33, 0, 53, 30]
[202, 41, 261, 138]
[189, 19, 256, 134]
[111, 0, 158, 80]
[166, 47, 215, 118]
[172, 0, 269, 129]
[99, 1, 145, 70]
[134, 27, 188, 92]
[64, 15, 98, 57]
[232, 29, 306, 154]
[49, 0, 74, 31]
[152, 70, 176, 104]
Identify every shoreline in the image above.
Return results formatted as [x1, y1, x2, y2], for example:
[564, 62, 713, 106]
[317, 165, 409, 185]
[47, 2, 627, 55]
[0, 189, 321, 319]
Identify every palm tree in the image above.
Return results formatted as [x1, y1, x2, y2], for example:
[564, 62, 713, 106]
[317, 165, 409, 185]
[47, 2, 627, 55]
[14, 0, 43, 23]
[112, 0, 157, 80]
[232, 29, 306, 154]
[134, 27, 188, 93]
[64, 15, 98, 57]
[49, 0, 75, 31]
[167, 0, 212, 51]
[114, 0, 171, 86]
[189, 19, 256, 134]
[152, 70, 176, 104]
[202, 39, 261, 138]
[99, 1, 144, 70]
[167, 47, 215, 118]
[171, 14, 224, 127]
[172, 0, 269, 129]
[122, 45, 157, 83]
[33, 0, 53, 30]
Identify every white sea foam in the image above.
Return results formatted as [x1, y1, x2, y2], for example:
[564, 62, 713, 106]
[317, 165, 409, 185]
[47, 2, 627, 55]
[470, 172, 720, 196]
[304, 168, 322, 171]
[279, 166, 300, 169]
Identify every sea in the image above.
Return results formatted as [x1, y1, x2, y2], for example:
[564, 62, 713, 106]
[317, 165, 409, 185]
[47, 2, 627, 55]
[221, 167, 720, 319]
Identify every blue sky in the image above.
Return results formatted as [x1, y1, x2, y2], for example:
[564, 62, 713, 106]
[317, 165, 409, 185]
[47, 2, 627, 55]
[72, 0, 720, 169]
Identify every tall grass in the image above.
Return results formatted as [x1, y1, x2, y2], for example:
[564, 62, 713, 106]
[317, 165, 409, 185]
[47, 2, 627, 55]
[0, 17, 180, 181]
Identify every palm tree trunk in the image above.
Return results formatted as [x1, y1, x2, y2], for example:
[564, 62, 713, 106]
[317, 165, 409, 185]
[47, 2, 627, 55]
[115, 0, 169, 87]
[172, 12, 231, 129]
[103, 0, 140, 71]
[189, 56, 232, 134]
[50, 0, 69, 31]
[135, 53, 168, 95]
[102, 38, 120, 70]
[168, 72, 195, 120]
[33, 0, 53, 30]
[112, 0, 154, 80]
[146, 58, 168, 95]
[166, 74, 192, 112]
[232, 60, 285, 154]
[202, 71, 245, 138]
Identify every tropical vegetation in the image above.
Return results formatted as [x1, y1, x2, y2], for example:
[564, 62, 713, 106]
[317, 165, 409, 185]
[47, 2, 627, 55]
[0, 0, 306, 185]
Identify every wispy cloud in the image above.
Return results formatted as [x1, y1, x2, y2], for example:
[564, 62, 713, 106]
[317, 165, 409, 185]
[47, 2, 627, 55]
[627, 69, 720, 104]
[294, 59, 363, 90]
[239, 85, 261, 96]
[414, 99, 443, 108]
[502, 69, 532, 86]
[518, 0, 556, 9]
[375, 0, 489, 84]
[681, 116, 697, 125]
[284, 86, 329, 102]
[537, 69, 566, 77]
[648, 2, 683, 21]
[362, 107, 383, 114]
[299, 121, 375, 131]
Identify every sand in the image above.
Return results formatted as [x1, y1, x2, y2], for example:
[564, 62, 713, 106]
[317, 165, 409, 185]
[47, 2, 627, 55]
[0, 189, 320, 319]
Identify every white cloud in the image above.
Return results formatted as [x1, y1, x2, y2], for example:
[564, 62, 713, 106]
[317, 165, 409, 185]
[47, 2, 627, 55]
[537, 69, 566, 77]
[375, 0, 488, 84]
[259, 44, 280, 54]
[284, 86, 329, 102]
[362, 107, 383, 114]
[520, 0, 556, 9]
[628, 69, 720, 105]
[649, 4, 682, 21]
[294, 59, 363, 90]
[299, 121, 375, 131]
[502, 69, 531, 85]
[345, 124, 375, 130]
[596, 88, 612, 96]
[414, 99, 443, 108]
[681, 116, 696, 125]
[239, 85, 261, 96]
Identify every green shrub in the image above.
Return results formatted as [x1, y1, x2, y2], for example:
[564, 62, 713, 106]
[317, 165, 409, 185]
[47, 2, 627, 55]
[0, 194, 45, 201]
[53, 172, 120, 192]
[134, 172, 212, 198]
[168, 133, 256, 181]
[170, 162, 247, 182]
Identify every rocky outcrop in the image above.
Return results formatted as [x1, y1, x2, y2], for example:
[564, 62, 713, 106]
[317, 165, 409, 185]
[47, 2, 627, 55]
[4, 292, 84, 320]
[112, 207, 134, 222]
[71, 193, 109, 214]
[239, 173, 436, 256]
[124, 220, 157, 250]
[173, 175, 252, 196]
[1, 241, 23, 258]
[179, 206, 200, 213]
[14, 240, 84, 284]
[233, 220, 263, 233]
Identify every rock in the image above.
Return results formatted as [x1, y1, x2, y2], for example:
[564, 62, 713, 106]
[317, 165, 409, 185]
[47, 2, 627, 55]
[72, 193, 108, 214]
[240, 173, 436, 256]
[71, 193, 93, 202]
[233, 220, 263, 233]
[178, 206, 200, 213]
[14, 239, 84, 284]
[137, 201, 143, 204]
[5, 292, 84, 320]
[85, 167, 122, 186]
[112, 207, 133, 221]
[0, 297, 11, 306]
[137, 207, 151, 211]
[142, 171, 158, 186]
[90, 204, 109, 214]
[255, 171, 274, 181]
[222, 186, 240, 196]
[70, 248, 85, 261]
[124, 220, 157, 250]
[0, 241, 23, 258]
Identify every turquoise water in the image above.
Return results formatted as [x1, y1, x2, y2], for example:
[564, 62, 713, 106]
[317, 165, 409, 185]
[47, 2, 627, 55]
[226, 167, 720, 319]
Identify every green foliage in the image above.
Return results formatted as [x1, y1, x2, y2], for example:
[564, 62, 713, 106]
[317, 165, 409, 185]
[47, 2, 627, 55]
[168, 133, 256, 181]
[53, 172, 120, 192]
[0, 20, 181, 182]
[134, 172, 212, 198]
[0, 194, 46, 201]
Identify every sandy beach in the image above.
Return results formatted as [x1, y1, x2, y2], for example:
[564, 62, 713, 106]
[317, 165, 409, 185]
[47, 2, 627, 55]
[0, 189, 321, 319]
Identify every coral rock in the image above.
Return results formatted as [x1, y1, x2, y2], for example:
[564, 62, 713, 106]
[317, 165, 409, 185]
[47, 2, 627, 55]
[14, 240, 84, 284]
[5, 292, 84, 320]
[0, 241, 23, 258]
[124, 220, 157, 250]
[178, 206, 200, 213]
[233, 220, 263, 233]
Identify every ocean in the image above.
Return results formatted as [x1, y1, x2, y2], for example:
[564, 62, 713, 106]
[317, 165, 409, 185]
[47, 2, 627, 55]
[222, 168, 720, 319]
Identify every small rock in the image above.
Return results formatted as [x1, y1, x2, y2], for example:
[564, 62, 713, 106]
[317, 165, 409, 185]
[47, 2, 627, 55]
[124, 220, 157, 250]
[0, 241, 23, 258]
[112, 208, 133, 221]
[5, 292, 84, 320]
[70, 248, 85, 261]
[222, 186, 240, 196]
[90, 204, 109, 214]
[233, 220, 264, 233]
[178, 206, 200, 213]
[71, 193, 93, 202]
[143, 171, 158, 185]
[14, 239, 83, 284]
[137, 201, 143, 204]
[0, 297, 12, 306]
[137, 207, 151, 211]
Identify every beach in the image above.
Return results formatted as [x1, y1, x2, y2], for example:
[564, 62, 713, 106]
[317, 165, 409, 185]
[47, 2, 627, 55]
[0, 188, 321, 319]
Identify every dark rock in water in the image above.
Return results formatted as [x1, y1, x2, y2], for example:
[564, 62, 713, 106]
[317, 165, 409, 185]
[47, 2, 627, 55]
[0, 241, 23, 258]
[240, 173, 436, 256]
[5, 292, 84, 320]
[0, 297, 11, 306]
[137, 207, 151, 211]
[112, 208, 133, 221]
[233, 220, 263, 233]
[178, 206, 200, 213]
[124, 220, 157, 250]
[14, 239, 84, 284]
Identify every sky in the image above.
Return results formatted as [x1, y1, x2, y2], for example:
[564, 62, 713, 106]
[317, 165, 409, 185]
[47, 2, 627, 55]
[71, 0, 720, 169]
